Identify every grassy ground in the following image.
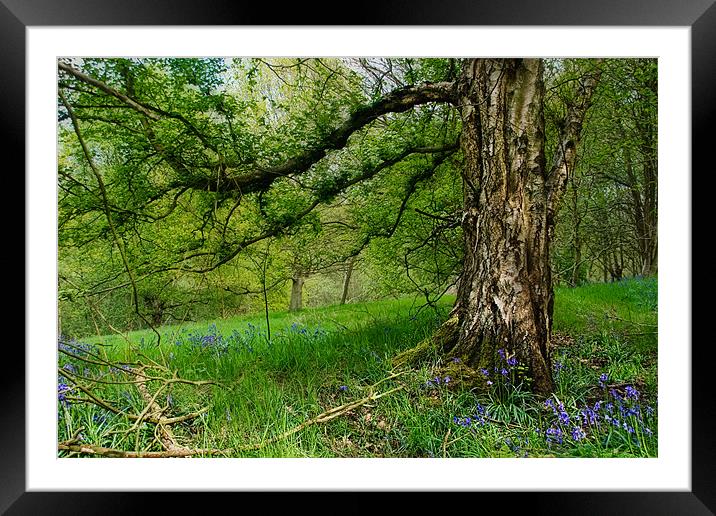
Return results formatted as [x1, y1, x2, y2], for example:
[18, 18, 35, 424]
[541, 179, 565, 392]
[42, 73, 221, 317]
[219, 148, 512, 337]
[58, 277, 657, 458]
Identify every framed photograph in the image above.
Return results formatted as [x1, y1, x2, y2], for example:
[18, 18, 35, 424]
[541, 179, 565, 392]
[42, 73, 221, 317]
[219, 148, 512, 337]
[9, 0, 709, 513]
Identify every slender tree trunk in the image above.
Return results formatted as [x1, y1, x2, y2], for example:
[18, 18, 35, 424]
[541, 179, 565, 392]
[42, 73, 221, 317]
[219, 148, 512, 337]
[289, 274, 305, 312]
[340, 257, 355, 305]
[570, 174, 582, 287]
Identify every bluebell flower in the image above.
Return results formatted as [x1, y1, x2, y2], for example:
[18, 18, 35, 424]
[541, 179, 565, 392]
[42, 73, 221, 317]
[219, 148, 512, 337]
[58, 382, 70, 402]
[559, 410, 570, 425]
[624, 385, 640, 400]
[497, 348, 506, 360]
[625, 407, 640, 417]
[571, 427, 586, 441]
[452, 357, 461, 363]
[598, 373, 609, 388]
[545, 398, 556, 413]
[546, 426, 563, 445]
[507, 356, 518, 367]
[339, 385, 348, 391]
[480, 368, 490, 377]
[581, 407, 598, 426]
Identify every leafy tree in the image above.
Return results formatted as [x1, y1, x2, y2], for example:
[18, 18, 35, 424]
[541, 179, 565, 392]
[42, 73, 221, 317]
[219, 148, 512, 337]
[59, 57, 631, 395]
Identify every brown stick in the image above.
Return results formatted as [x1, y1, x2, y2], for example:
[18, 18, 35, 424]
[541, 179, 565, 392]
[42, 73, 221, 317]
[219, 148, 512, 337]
[58, 443, 229, 458]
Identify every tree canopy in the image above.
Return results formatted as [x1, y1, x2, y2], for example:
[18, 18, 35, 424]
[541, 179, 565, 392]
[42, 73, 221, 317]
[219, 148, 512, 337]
[58, 57, 656, 396]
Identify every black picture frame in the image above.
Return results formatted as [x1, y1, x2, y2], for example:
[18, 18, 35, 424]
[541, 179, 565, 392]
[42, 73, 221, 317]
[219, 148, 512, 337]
[6, 1, 710, 513]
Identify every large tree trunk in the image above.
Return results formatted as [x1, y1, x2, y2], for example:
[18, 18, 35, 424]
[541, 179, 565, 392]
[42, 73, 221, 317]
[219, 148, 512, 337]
[395, 59, 600, 396]
[446, 59, 555, 395]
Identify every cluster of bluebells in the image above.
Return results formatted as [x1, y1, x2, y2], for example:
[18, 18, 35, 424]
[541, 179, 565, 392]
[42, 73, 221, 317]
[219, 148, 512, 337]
[477, 348, 521, 392]
[57, 381, 71, 405]
[109, 364, 132, 375]
[601, 385, 653, 438]
[58, 335, 99, 358]
[453, 402, 489, 429]
[425, 376, 451, 389]
[178, 323, 231, 355]
[553, 358, 565, 378]
[58, 336, 104, 411]
[540, 373, 656, 449]
[288, 322, 327, 338]
[174, 321, 330, 355]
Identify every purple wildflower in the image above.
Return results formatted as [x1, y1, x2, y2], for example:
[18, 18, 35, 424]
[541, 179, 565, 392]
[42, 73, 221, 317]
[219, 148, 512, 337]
[571, 427, 586, 441]
[546, 426, 563, 445]
[545, 398, 557, 413]
[58, 382, 70, 403]
[624, 385, 640, 400]
[558, 410, 570, 426]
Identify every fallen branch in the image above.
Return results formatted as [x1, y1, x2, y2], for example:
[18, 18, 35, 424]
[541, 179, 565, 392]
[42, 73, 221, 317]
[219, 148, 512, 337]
[58, 442, 230, 458]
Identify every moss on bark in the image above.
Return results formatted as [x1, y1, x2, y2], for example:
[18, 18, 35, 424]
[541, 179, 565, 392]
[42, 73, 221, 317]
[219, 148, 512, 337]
[392, 315, 459, 369]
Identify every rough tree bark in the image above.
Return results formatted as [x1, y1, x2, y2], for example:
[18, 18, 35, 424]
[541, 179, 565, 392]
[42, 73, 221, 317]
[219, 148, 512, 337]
[395, 59, 601, 396]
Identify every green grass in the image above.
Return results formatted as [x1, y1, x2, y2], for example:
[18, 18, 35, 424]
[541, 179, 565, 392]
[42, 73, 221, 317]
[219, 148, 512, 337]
[58, 278, 657, 458]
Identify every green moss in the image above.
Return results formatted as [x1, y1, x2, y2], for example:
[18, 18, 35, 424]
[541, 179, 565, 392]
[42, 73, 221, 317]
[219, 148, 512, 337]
[392, 315, 459, 369]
